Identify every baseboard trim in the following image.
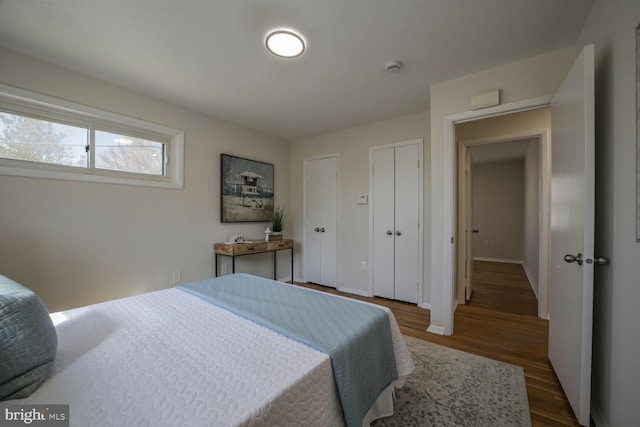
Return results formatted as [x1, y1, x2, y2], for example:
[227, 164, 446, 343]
[590, 402, 609, 427]
[521, 264, 540, 300]
[426, 324, 445, 335]
[337, 287, 371, 297]
[418, 302, 431, 310]
[473, 257, 523, 264]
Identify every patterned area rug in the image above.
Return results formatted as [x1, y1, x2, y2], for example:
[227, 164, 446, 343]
[373, 336, 532, 426]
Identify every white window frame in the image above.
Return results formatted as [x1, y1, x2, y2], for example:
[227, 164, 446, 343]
[0, 84, 184, 189]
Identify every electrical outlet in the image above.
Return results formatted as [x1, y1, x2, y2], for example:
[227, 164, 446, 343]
[172, 271, 182, 284]
[221, 264, 228, 275]
[361, 261, 367, 271]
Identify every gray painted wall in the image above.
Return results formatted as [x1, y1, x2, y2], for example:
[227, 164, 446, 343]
[0, 46, 291, 311]
[576, 0, 640, 424]
[472, 159, 524, 261]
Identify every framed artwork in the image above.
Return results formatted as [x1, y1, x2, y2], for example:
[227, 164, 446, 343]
[221, 154, 274, 223]
[637, 24, 640, 241]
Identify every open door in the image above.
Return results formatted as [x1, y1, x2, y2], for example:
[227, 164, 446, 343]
[456, 145, 474, 303]
[465, 150, 474, 301]
[548, 44, 596, 426]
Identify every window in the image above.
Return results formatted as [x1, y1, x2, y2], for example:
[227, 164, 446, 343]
[0, 111, 88, 168]
[94, 130, 165, 175]
[0, 84, 184, 189]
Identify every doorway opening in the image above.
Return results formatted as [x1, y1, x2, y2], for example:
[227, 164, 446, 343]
[454, 108, 551, 319]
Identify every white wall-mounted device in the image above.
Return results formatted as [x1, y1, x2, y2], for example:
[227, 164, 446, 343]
[470, 89, 500, 110]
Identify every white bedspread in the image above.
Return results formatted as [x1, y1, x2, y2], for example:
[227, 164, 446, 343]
[14, 287, 413, 426]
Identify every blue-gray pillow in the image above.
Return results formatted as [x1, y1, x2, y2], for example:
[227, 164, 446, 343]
[0, 275, 57, 400]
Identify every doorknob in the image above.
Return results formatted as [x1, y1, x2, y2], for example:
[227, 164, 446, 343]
[314, 227, 320, 232]
[386, 230, 393, 236]
[563, 253, 583, 266]
[472, 229, 479, 234]
[395, 230, 402, 236]
[586, 256, 610, 265]
[320, 227, 325, 233]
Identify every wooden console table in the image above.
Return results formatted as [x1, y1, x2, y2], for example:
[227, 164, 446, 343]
[214, 239, 293, 282]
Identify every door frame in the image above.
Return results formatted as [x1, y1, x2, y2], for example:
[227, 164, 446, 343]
[455, 129, 552, 319]
[302, 153, 341, 285]
[368, 138, 424, 304]
[438, 95, 553, 335]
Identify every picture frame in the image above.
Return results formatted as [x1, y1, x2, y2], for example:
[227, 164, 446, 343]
[221, 154, 274, 223]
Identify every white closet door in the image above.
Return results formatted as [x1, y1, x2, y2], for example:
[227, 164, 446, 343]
[305, 158, 324, 284]
[370, 140, 422, 304]
[304, 155, 338, 287]
[372, 147, 395, 299]
[394, 144, 419, 303]
[320, 156, 338, 286]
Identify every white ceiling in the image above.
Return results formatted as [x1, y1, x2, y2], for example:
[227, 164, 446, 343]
[0, 0, 594, 141]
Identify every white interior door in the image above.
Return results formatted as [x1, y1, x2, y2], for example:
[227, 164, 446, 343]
[320, 156, 338, 287]
[304, 158, 323, 284]
[304, 155, 338, 286]
[394, 144, 419, 303]
[456, 145, 474, 303]
[372, 147, 395, 299]
[549, 44, 595, 427]
[465, 149, 474, 301]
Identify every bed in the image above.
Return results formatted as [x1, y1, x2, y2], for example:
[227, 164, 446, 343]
[2, 273, 414, 427]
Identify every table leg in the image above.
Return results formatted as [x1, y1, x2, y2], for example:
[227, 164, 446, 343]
[273, 251, 277, 280]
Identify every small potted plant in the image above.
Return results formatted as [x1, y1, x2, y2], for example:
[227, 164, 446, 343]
[266, 206, 286, 241]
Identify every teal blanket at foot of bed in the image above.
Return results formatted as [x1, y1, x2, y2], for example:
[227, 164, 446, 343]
[178, 273, 398, 427]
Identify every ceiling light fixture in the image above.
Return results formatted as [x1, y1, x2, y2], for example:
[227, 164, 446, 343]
[265, 29, 305, 58]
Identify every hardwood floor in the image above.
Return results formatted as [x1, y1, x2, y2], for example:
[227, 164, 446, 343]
[296, 260, 579, 426]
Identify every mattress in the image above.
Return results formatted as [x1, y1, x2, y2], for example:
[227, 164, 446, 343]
[13, 286, 414, 426]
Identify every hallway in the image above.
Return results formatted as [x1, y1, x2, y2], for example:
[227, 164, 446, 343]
[469, 260, 539, 316]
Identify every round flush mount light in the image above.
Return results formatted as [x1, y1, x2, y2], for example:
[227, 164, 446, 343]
[265, 29, 306, 58]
